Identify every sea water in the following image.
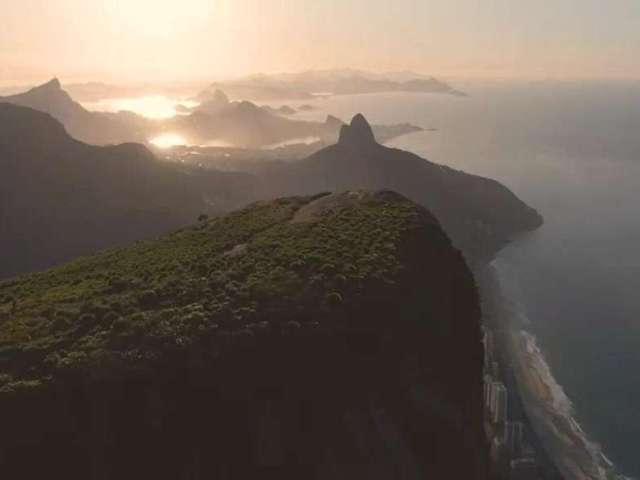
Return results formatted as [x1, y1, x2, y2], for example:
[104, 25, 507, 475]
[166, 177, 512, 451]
[297, 81, 640, 479]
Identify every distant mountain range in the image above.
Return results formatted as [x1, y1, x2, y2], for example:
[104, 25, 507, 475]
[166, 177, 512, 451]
[173, 92, 423, 148]
[0, 103, 540, 279]
[200, 69, 466, 101]
[0, 103, 255, 279]
[0, 79, 148, 145]
[0, 79, 423, 148]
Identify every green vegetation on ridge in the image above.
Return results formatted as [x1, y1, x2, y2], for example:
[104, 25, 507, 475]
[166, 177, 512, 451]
[0, 191, 443, 393]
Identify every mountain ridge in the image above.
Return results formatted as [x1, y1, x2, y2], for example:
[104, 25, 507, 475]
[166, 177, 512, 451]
[266, 113, 543, 262]
[0, 191, 488, 480]
[0, 105, 541, 279]
[0, 103, 256, 279]
[1, 79, 423, 148]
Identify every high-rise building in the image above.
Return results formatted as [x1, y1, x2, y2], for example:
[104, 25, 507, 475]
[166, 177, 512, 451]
[492, 360, 500, 378]
[485, 381, 508, 424]
[491, 383, 508, 424]
[484, 374, 493, 409]
[504, 421, 524, 454]
[483, 329, 495, 371]
[510, 457, 539, 480]
[490, 384, 497, 419]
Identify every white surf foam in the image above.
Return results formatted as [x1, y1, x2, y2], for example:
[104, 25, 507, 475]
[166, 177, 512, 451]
[489, 259, 631, 480]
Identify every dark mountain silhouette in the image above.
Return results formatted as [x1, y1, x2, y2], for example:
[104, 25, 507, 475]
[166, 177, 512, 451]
[1, 80, 421, 148]
[0, 105, 540, 280]
[165, 100, 421, 148]
[0, 192, 488, 480]
[0, 78, 86, 122]
[0, 103, 255, 279]
[338, 113, 377, 144]
[0, 79, 146, 145]
[266, 114, 542, 261]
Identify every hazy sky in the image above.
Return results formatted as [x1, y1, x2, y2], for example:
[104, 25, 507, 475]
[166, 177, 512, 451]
[1, 0, 639, 85]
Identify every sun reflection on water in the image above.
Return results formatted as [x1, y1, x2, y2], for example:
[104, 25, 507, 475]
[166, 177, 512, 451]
[149, 133, 188, 149]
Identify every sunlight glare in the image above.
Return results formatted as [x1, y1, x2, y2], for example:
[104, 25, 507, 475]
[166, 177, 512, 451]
[149, 133, 188, 149]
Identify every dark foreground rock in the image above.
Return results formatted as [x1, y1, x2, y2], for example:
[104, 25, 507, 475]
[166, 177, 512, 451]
[0, 192, 488, 480]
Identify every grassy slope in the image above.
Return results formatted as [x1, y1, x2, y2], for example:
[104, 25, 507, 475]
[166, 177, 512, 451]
[0, 191, 445, 392]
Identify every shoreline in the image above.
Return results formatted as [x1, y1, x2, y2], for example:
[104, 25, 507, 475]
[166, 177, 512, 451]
[478, 261, 626, 480]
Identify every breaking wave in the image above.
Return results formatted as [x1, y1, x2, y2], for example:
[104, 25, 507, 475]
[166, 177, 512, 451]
[489, 259, 632, 480]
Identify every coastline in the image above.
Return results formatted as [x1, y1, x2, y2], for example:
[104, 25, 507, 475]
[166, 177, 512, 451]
[478, 260, 629, 480]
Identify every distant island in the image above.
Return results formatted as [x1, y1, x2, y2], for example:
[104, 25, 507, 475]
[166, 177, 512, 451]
[198, 69, 467, 101]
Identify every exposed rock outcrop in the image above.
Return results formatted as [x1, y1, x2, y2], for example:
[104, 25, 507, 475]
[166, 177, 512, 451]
[338, 113, 377, 147]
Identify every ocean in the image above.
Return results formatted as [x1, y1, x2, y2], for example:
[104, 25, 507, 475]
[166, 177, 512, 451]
[293, 81, 640, 479]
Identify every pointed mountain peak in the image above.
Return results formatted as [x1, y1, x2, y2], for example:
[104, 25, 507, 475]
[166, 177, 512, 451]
[338, 113, 377, 146]
[40, 78, 62, 91]
[24, 78, 65, 98]
[350, 113, 373, 132]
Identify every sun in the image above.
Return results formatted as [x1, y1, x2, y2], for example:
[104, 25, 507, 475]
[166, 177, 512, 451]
[105, 0, 214, 38]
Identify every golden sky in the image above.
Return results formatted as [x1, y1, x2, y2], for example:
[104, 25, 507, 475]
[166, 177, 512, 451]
[1, 0, 639, 85]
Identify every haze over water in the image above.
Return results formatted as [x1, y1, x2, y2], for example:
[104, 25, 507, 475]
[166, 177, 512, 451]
[294, 82, 640, 478]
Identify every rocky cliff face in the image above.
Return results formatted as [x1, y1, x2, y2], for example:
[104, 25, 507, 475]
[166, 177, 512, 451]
[338, 113, 377, 146]
[0, 192, 488, 480]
